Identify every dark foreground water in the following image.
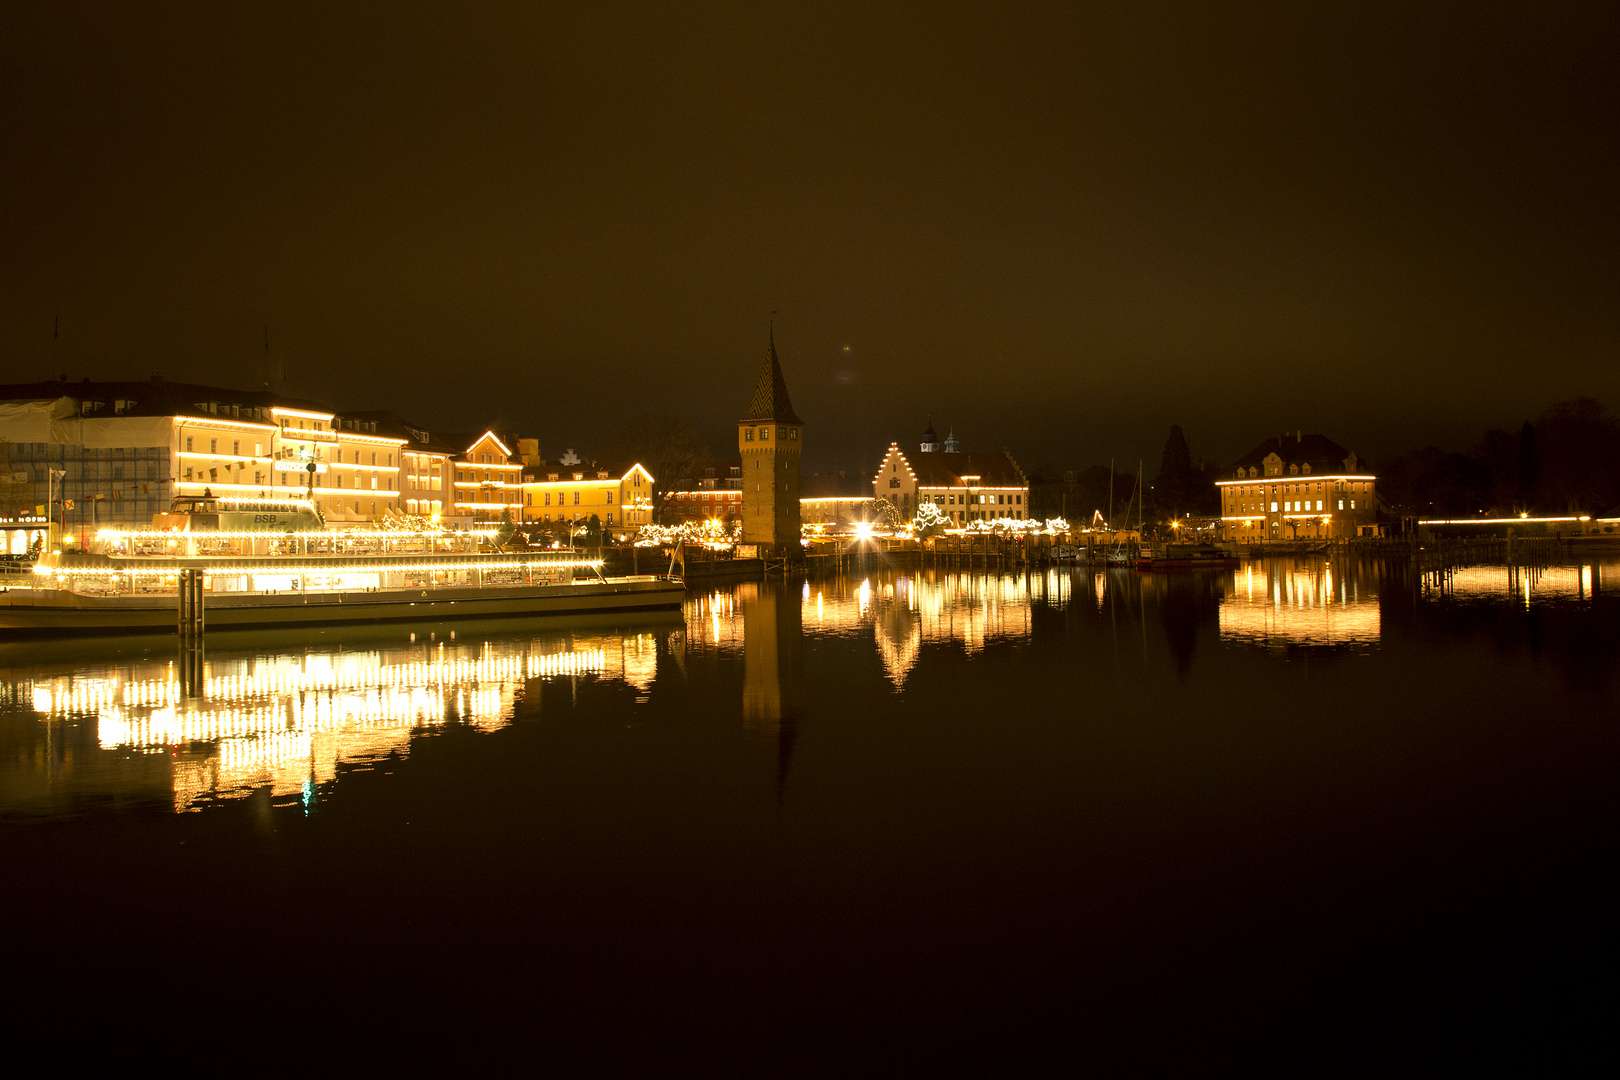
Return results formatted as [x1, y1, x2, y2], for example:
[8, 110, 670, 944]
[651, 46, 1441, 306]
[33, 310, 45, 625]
[3, 558, 1615, 1068]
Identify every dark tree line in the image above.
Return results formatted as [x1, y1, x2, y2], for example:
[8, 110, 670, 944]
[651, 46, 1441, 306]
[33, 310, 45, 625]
[1379, 397, 1620, 518]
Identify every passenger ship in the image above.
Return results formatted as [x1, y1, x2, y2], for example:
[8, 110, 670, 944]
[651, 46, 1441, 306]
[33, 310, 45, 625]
[0, 495, 685, 636]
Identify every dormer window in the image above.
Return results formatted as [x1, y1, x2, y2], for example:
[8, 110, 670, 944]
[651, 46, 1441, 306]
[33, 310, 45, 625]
[1301, 464, 1311, 474]
[1289, 464, 1299, 475]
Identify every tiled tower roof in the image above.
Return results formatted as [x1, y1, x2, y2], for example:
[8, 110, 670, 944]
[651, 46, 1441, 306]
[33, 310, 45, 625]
[741, 332, 802, 424]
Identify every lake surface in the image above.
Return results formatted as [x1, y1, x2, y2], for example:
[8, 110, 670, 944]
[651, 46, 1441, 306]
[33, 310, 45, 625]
[3, 557, 1615, 1067]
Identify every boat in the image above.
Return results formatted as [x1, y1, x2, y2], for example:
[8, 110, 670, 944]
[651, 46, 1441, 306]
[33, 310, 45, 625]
[1136, 542, 1240, 571]
[0, 495, 685, 636]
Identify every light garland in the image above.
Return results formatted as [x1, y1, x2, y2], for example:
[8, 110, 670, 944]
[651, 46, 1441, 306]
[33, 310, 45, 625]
[35, 556, 604, 577]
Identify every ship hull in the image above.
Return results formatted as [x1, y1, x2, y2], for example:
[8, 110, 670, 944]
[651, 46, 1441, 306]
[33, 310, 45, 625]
[0, 577, 687, 637]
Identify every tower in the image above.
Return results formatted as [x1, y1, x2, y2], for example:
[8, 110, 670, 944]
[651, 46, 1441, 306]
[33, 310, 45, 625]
[921, 418, 940, 453]
[739, 331, 803, 547]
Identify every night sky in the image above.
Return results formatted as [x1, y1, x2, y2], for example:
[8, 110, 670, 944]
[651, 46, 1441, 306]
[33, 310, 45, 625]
[3, 3, 1616, 473]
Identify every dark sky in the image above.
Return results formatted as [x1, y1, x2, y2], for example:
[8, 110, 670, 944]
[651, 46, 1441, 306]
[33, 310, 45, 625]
[3, 3, 1616, 473]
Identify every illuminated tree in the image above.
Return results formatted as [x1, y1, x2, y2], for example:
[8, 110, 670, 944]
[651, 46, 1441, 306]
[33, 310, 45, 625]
[869, 497, 903, 529]
[912, 501, 949, 538]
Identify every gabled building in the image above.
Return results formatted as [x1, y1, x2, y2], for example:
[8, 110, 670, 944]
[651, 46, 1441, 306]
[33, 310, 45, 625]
[1218, 431, 1379, 540]
[522, 460, 654, 537]
[738, 333, 803, 547]
[447, 431, 524, 523]
[874, 424, 1029, 524]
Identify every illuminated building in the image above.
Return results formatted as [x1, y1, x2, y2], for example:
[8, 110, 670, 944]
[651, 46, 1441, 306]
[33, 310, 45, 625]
[522, 460, 655, 534]
[345, 410, 456, 521]
[661, 461, 742, 525]
[874, 426, 1030, 523]
[0, 377, 411, 539]
[448, 430, 525, 523]
[1217, 432, 1379, 542]
[799, 471, 874, 526]
[739, 332, 803, 548]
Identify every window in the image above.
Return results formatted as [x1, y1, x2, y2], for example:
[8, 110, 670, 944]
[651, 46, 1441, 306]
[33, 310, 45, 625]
[759, 427, 769, 441]
[607, 492, 614, 505]
[1270, 502, 1278, 512]
[744, 428, 753, 442]
[1338, 499, 1344, 510]
[790, 429, 798, 440]
[889, 478, 899, 488]
[573, 491, 580, 505]
[232, 440, 239, 455]
[185, 436, 194, 452]
[544, 492, 551, 506]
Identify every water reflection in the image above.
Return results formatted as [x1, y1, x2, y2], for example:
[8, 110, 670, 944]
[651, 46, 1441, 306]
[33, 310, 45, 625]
[805, 572, 1036, 687]
[4, 625, 665, 817]
[1219, 560, 1382, 648]
[1435, 563, 1607, 606]
[8, 560, 1615, 822]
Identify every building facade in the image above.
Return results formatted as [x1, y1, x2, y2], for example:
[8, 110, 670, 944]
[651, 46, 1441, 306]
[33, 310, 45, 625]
[346, 411, 456, 522]
[739, 335, 803, 547]
[663, 461, 743, 525]
[873, 426, 1030, 524]
[522, 462, 654, 536]
[1218, 432, 1379, 541]
[449, 431, 524, 523]
[0, 378, 411, 540]
[799, 471, 876, 527]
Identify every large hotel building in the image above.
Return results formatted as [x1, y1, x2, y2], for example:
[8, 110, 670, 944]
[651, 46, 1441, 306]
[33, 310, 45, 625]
[0, 378, 462, 540]
[1218, 432, 1379, 541]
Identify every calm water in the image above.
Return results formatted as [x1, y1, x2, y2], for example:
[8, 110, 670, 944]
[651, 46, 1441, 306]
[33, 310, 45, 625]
[3, 558, 1615, 1067]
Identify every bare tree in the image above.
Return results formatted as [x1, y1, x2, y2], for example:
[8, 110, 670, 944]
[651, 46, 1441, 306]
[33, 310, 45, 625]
[611, 413, 706, 523]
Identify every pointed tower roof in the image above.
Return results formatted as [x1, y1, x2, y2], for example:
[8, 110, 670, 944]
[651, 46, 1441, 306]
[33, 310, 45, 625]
[923, 417, 938, 441]
[741, 331, 802, 424]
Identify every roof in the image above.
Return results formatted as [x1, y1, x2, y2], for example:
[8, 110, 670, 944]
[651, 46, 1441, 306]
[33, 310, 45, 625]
[1228, 432, 1369, 476]
[882, 446, 1027, 488]
[441, 430, 520, 462]
[802, 472, 873, 499]
[740, 332, 802, 424]
[0, 377, 328, 422]
[343, 409, 458, 453]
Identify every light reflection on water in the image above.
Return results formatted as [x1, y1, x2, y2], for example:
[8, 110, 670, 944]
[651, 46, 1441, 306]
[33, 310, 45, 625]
[1435, 562, 1608, 606]
[6, 630, 661, 816]
[1218, 560, 1382, 648]
[3, 557, 1615, 819]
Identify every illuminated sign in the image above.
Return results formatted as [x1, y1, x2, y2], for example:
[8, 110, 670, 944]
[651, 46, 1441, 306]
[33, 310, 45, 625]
[275, 461, 327, 474]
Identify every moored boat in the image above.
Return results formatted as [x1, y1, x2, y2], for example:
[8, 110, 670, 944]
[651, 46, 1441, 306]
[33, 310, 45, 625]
[1136, 542, 1240, 571]
[0, 495, 686, 636]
